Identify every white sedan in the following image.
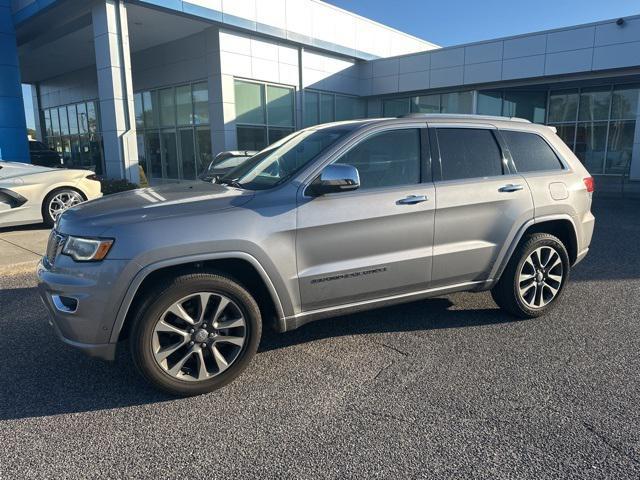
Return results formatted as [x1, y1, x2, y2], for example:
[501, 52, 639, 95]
[0, 161, 102, 228]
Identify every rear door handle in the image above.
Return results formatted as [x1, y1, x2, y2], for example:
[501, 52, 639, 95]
[397, 194, 428, 205]
[499, 184, 524, 193]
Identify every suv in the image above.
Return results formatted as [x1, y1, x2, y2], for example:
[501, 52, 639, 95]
[38, 115, 595, 396]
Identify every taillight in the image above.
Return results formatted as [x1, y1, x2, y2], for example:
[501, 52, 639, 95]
[583, 176, 595, 193]
[86, 173, 101, 181]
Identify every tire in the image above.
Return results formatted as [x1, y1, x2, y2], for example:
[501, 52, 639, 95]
[491, 233, 570, 318]
[42, 188, 85, 227]
[130, 272, 262, 396]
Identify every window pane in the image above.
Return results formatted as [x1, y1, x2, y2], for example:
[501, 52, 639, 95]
[383, 98, 410, 117]
[58, 106, 69, 135]
[193, 82, 209, 125]
[412, 94, 440, 113]
[134, 93, 144, 129]
[159, 88, 175, 127]
[143, 91, 156, 128]
[67, 104, 79, 135]
[335, 96, 366, 120]
[161, 130, 179, 178]
[237, 125, 267, 151]
[268, 127, 294, 145]
[320, 93, 334, 124]
[79, 134, 91, 168]
[87, 102, 98, 133]
[437, 128, 503, 181]
[44, 109, 52, 137]
[550, 124, 576, 150]
[578, 88, 611, 121]
[146, 131, 162, 178]
[441, 91, 473, 114]
[70, 136, 81, 168]
[176, 85, 192, 126]
[605, 120, 635, 174]
[340, 129, 421, 189]
[266, 85, 294, 126]
[136, 133, 146, 171]
[548, 90, 578, 123]
[304, 91, 319, 127]
[502, 91, 547, 123]
[196, 127, 212, 175]
[611, 85, 639, 120]
[235, 80, 265, 124]
[61, 136, 71, 164]
[477, 91, 502, 116]
[575, 122, 607, 174]
[77, 103, 88, 134]
[179, 129, 196, 179]
[50, 108, 60, 136]
[502, 130, 562, 172]
[89, 134, 103, 174]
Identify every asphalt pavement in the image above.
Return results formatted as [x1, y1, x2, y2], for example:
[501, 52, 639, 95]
[0, 198, 638, 479]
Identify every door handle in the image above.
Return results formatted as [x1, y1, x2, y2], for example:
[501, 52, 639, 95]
[499, 184, 524, 193]
[397, 194, 428, 205]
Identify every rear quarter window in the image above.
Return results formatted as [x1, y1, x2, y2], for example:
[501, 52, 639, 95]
[501, 130, 564, 173]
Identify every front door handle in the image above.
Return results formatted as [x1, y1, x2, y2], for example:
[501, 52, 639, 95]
[499, 184, 524, 193]
[397, 194, 428, 205]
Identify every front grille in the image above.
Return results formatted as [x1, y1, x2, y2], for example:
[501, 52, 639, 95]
[45, 231, 66, 267]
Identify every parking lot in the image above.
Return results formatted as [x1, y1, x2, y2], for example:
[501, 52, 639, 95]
[0, 198, 638, 479]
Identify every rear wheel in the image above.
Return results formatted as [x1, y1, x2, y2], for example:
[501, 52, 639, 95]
[130, 272, 261, 396]
[491, 233, 570, 318]
[42, 188, 85, 226]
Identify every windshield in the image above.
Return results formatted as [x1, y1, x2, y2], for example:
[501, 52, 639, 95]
[219, 125, 356, 190]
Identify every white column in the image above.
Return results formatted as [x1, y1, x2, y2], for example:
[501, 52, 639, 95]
[204, 27, 238, 156]
[92, 0, 139, 183]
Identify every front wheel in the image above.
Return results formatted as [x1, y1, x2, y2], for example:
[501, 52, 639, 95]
[130, 272, 262, 396]
[491, 233, 570, 318]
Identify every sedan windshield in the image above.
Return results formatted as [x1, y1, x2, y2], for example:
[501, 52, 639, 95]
[219, 125, 356, 190]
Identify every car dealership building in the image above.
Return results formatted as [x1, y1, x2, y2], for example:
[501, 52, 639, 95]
[2, 0, 640, 194]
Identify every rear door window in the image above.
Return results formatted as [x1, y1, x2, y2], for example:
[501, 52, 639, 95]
[436, 128, 503, 181]
[501, 130, 564, 172]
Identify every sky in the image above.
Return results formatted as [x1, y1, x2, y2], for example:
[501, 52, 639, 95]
[325, 0, 640, 47]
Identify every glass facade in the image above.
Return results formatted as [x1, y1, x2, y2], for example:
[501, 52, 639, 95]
[303, 90, 366, 127]
[234, 79, 295, 151]
[382, 83, 639, 176]
[42, 100, 103, 173]
[382, 91, 474, 117]
[548, 84, 639, 175]
[134, 82, 212, 181]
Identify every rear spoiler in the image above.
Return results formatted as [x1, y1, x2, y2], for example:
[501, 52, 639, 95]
[546, 125, 558, 134]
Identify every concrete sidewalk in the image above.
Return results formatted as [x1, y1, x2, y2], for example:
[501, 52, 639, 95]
[0, 226, 50, 270]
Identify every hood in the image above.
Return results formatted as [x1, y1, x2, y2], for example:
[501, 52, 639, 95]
[0, 161, 55, 179]
[59, 182, 254, 233]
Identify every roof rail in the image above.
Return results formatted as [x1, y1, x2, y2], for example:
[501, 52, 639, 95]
[399, 113, 531, 123]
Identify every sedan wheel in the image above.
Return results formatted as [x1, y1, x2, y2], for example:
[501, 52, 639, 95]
[43, 189, 84, 226]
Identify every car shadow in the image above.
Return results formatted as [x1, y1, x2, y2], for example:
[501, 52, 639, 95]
[0, 283, 517, 421]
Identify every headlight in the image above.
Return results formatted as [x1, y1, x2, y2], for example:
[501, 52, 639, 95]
[62, 236, 114, 262]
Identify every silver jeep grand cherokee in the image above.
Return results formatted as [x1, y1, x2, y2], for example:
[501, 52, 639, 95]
[38, 114, 595, 396]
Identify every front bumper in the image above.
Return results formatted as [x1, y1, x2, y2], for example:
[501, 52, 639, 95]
[37, 257, 131, 361]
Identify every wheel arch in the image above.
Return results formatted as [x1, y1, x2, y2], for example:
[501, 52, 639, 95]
[493, 215, 579, 284]
[111, 252, 286, 345]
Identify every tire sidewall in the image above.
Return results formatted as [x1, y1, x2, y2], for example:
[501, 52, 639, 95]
[511, 235, 570, 317]
[132, 274, 261, 396]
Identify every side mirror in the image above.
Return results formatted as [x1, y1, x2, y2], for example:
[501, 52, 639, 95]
[308, 164, 360, 196]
